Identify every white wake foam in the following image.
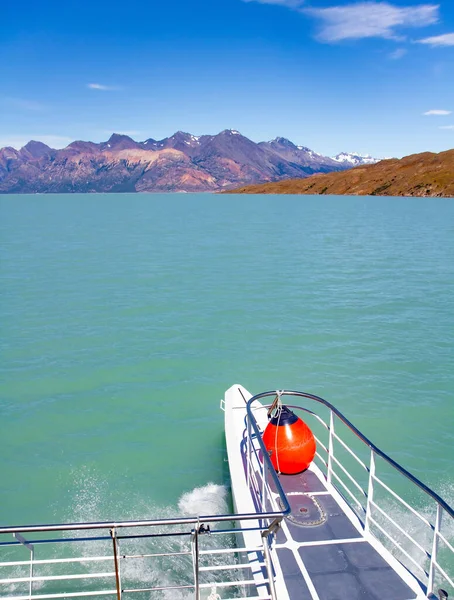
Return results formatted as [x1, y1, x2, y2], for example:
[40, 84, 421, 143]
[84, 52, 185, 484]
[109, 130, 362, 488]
[178, 483, 229, 518]
[62, 470, 240, 599]
[5, 469, 451, 598]
[370, 481, 454, 595]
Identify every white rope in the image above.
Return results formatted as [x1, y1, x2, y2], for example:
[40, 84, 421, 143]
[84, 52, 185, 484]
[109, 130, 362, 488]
[273, 390, 284, 475]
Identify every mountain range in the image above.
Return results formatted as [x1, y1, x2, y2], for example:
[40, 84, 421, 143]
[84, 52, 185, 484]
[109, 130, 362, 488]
[0, 130, 381, 194]
[226, 149, 454, 198]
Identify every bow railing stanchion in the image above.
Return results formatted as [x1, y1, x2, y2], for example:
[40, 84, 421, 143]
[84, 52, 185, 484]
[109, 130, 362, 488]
[13, 533, 34, 600]
[29, 546, 33, 600]
[258, 473, 283, 599]
[261, 530, 278, 600]
[428, 504, 443, 594]
[247, 414, 251, 487]
[327, 410, 334, 484]
[365, 449, 376, 534]
[191, 527, 200, 600]
[110, 528, 122, 600]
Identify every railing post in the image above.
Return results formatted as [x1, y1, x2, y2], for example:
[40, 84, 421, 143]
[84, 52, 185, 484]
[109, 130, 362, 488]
[29, 547, 34, 600]
[13, 533, 34, 600]
[247, 415, 251, 487]
[365, 449, 376, 534]
[261, 531, 278, 600]
[191, 527, 200, 600]
[262, 458, 266, 512]
[327, 410, 334, 484]
[110, 528, 122, 600]
[428, 504, 443, 594]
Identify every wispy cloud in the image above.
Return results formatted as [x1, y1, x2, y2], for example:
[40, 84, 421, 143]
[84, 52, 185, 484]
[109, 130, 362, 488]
[439, 125, 454, 130]
[424, 109, 451, 115]
[242, 0, 440, 45]
[87, 83, 121, 91]
[305, 2, 439, 43]
[416, 32, 454, 46]
[389, 47, 407, 59]
[0, 135, 72, 150]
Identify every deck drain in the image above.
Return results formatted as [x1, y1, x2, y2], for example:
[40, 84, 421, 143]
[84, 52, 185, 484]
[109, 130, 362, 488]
[278, 493, 326, 527]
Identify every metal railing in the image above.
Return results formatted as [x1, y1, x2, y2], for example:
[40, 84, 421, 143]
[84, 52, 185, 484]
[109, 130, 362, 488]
[0, 515, 282, 600]
[245, 390, 454, 597]
[1, 388, 453, 600]
[0, 398, 291, 600]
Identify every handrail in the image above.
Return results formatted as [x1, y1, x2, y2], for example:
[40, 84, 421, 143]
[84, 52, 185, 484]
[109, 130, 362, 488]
[1, 388, 452, 600]
[1, 391, 450, 536]
[0, 510, 285, 536]
[247, 390, 454, 519]
[0, 520, 275, 600]
[245, 399, 291, 518]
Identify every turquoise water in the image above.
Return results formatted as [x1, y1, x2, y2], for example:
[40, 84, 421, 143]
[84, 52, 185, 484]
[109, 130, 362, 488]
[1, 193, 453, 530]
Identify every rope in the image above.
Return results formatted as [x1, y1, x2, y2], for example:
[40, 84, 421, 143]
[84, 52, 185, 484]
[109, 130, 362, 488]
[273, 390, 284, 475]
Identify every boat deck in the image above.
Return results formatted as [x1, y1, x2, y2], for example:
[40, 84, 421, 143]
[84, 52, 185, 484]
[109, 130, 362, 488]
[225, 385, 453, 600]
[269, 470, 418, 600]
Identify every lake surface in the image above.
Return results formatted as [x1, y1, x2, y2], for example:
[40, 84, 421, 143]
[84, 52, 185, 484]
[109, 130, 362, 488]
[1, 193, 453, 531]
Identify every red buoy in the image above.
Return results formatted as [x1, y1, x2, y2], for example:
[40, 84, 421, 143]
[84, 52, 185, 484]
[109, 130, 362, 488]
[262, 406, 316, 474]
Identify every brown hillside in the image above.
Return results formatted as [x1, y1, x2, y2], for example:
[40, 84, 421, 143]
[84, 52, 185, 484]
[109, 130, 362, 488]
[225, 149, 454, 197]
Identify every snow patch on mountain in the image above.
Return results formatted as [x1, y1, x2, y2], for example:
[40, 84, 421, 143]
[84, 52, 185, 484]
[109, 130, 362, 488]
[332, 152, 380, 166]
[298, 147, 322, 158]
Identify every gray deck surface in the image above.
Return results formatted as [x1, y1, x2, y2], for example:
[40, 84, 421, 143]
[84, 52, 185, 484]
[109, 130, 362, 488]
[273, 470, 417, 600]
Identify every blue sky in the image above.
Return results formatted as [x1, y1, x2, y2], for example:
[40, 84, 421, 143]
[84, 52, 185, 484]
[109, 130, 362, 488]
[1, 0, 453, 157]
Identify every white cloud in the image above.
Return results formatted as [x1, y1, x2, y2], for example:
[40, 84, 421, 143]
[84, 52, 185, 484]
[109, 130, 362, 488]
[439, 125, 454, 130]
[87, 83, 120, 91]
[389, 47, 407, 59]
[423, 109, 451, 115]
[0, 135, 72, 150]
[417, 32, 454, 46]
[305, 2, 439, 43]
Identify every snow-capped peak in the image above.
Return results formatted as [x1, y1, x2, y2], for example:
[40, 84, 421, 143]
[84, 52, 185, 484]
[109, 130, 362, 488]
[222, 129, 241, 135]
[332, 152, 380, 166]
[297, 146, 321, 157]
